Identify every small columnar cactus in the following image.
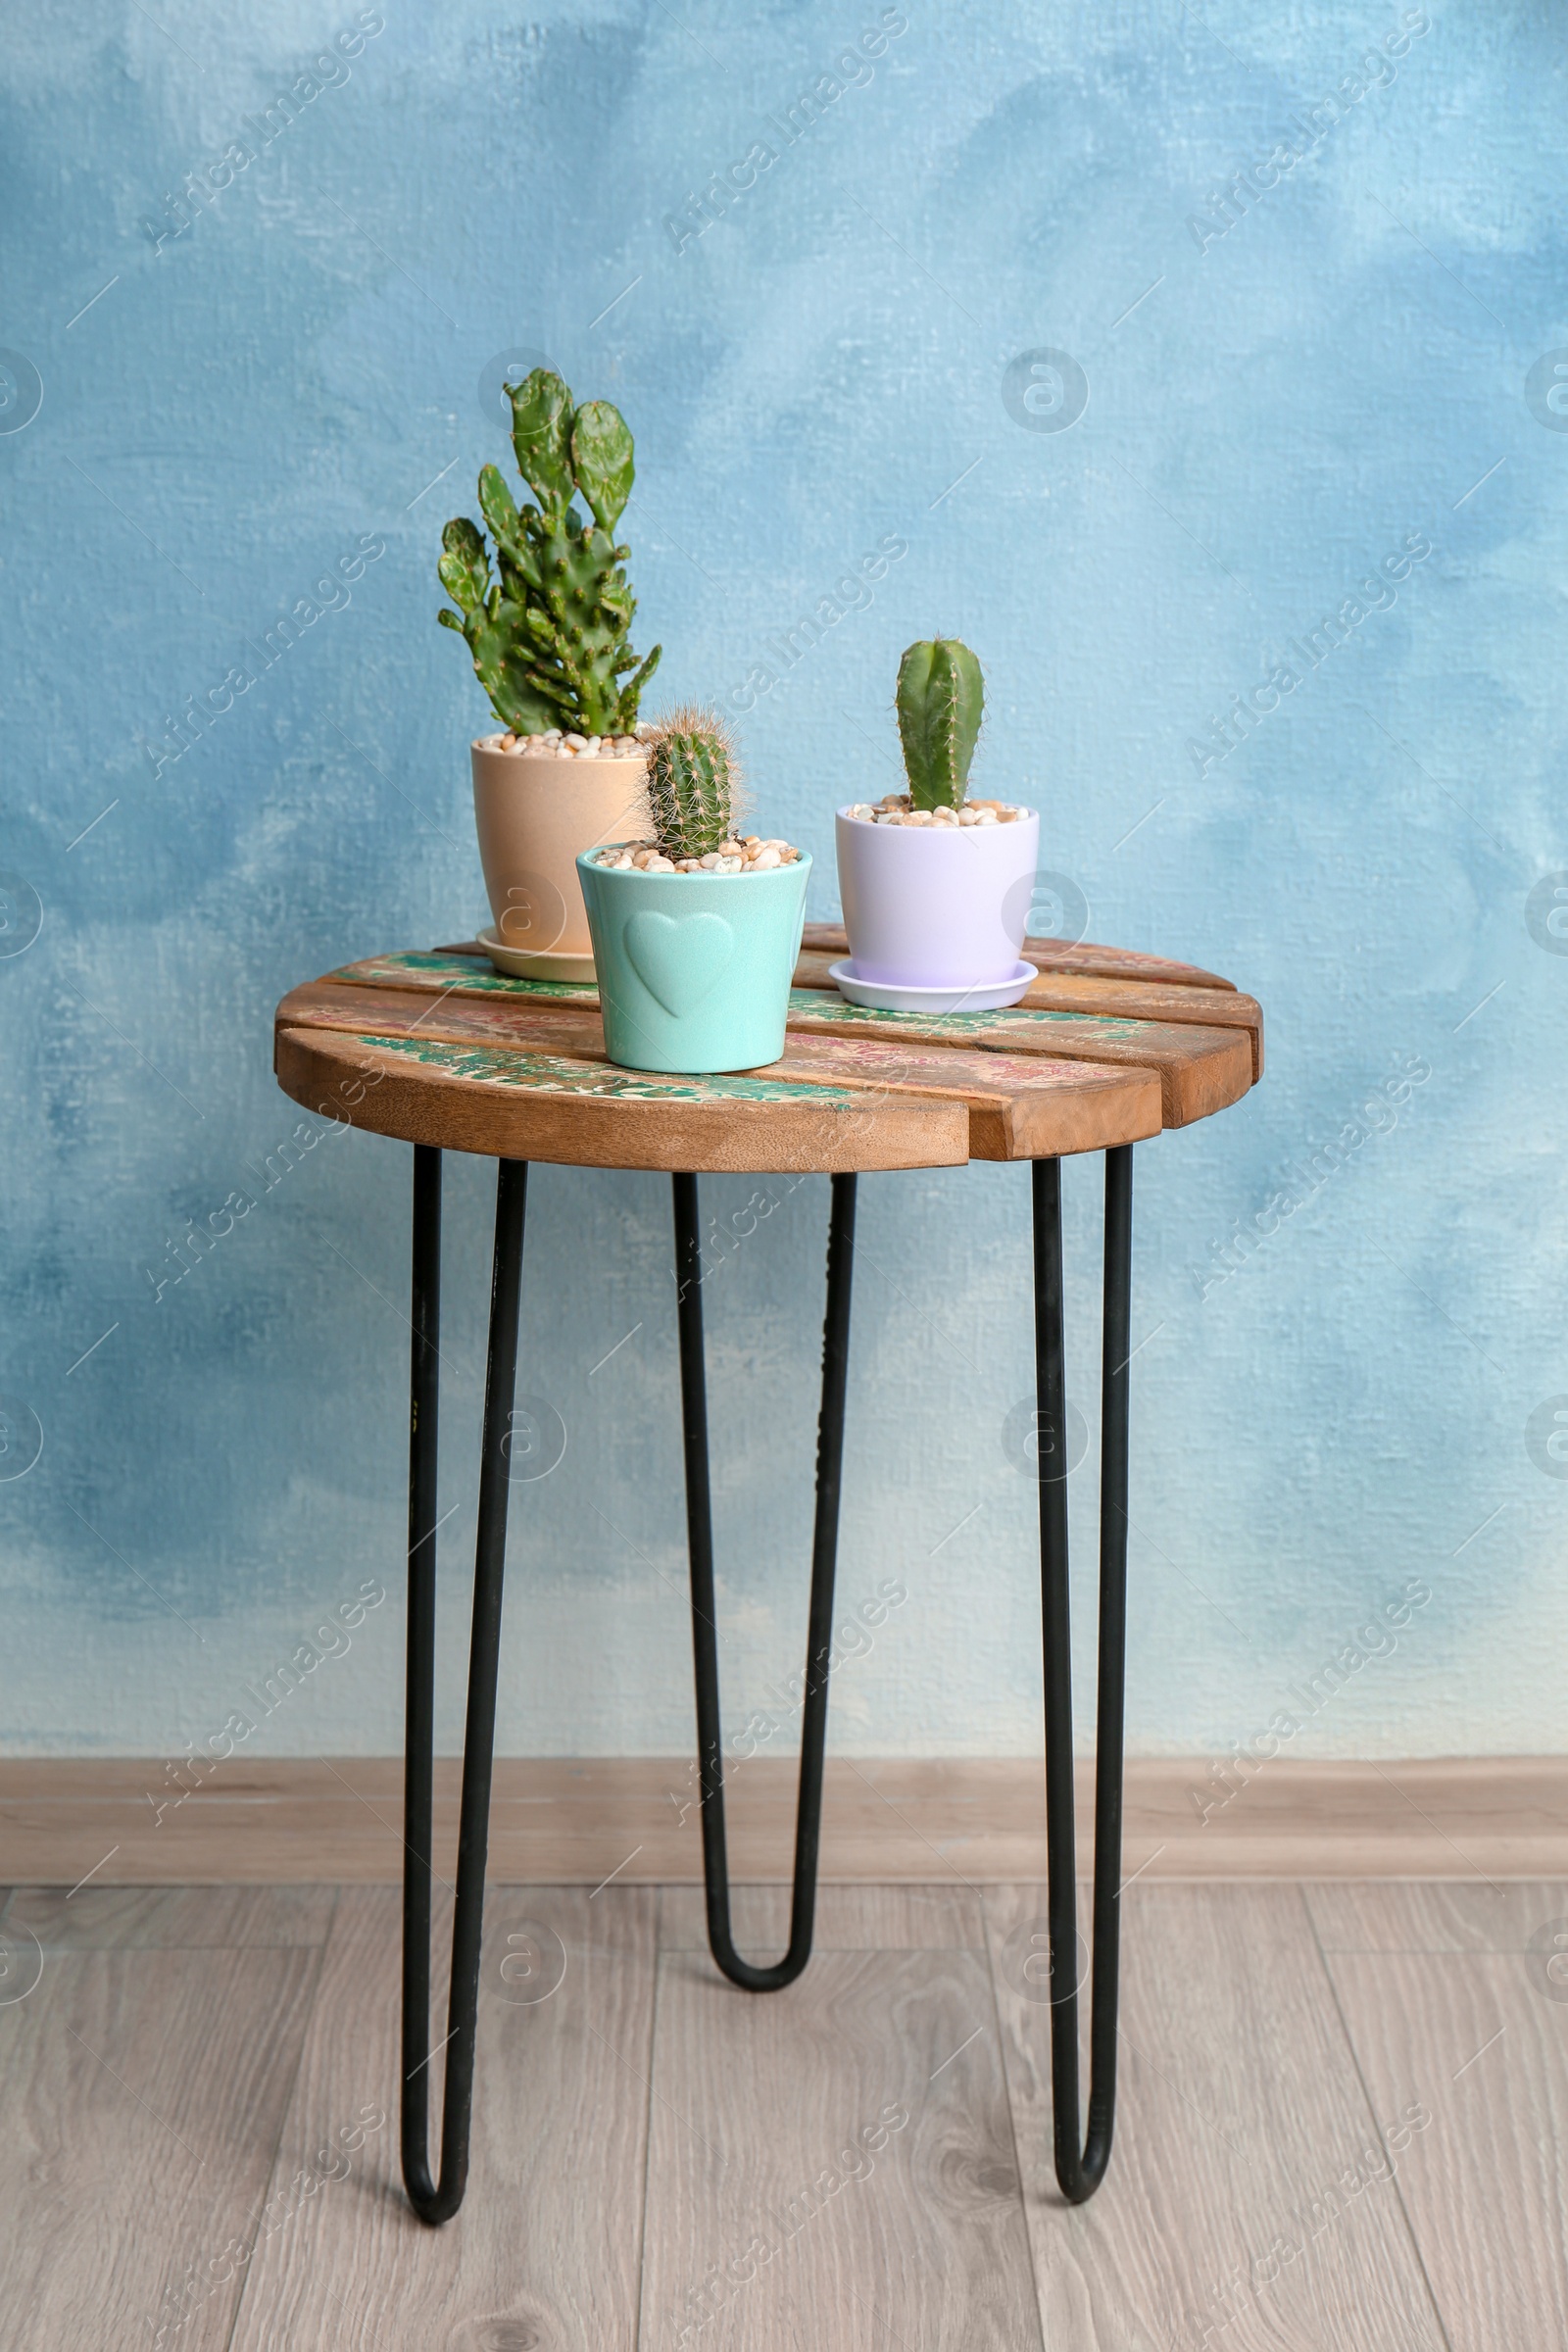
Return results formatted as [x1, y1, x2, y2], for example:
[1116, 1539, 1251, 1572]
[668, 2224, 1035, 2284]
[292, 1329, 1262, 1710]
[438, 368, 662, 738]
[896, 637, 985, 809]
[645, 710, 740, 859]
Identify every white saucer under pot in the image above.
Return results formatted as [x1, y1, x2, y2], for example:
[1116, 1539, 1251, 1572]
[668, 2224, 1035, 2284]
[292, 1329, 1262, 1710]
[827, 958, 1035, 1014]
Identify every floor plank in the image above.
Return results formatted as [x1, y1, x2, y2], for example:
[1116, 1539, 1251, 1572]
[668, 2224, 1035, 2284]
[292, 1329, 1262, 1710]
[1319, 1883, 1568, 2350]
[225, 1884, 657, 2351]
[985, 1883, 1449, 2351]
[1306, 1877, 1568, 1952]
[658, 1882, 984, 1952]
[2, 1882, 336, 1948]
[0, 1941, 319, 2350]
[640, 1911, 1041, 2350]
[0, 1875, 1543, 2347]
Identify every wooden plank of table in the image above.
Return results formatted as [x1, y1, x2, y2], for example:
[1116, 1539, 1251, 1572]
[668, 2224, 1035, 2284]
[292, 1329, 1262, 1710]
[768, 1029, 1161, 1157]
[801, 919, 1240, 991]
[279, 977, 609, 1056]
[1020, 936, 1237, 989]
[302, 958, 1255, 1128]
[792, 946, 1264, 1079]
[227, 1885, 657, 2351]
[1018, 970, 1262, 1078]
[986, 1881, 1450, 2351]
[331, 950, 600, 1001]
[275, 1024, 969, 1174]
[329, 951, 1263, 1090]
[1321, 1886, 1568, 2352]
[293, 975, 1247, 1131]
[783, 992, 1252, 1128]
[279, 981, 1162, 1160]
[438, 927, 1243, 996]
[639, 1930, 1041, 2350]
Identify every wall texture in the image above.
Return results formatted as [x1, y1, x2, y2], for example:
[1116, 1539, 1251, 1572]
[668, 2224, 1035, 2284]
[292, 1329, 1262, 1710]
[3, 1, 1564, 1766]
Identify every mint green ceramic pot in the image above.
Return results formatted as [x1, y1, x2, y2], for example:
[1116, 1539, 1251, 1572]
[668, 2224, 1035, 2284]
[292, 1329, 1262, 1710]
[576, 850, 811, 1074]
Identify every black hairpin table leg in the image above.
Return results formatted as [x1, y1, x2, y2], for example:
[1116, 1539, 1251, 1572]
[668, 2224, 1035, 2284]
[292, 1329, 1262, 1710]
[672, 1170, 857, 1992]
[1033, 1145, 1133, 2202]
[401, 1146, 529, 2225]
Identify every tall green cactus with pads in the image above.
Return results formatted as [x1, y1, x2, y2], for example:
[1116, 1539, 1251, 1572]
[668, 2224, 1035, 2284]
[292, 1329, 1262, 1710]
[896, 636, 984, 809]
[438, 368, 662, 738]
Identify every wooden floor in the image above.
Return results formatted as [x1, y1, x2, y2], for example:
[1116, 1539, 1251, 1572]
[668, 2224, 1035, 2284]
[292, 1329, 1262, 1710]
[2, 1879, 1561, 2350]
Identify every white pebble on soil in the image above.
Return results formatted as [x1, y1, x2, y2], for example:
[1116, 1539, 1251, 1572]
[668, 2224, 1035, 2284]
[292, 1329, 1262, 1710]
[594, 833, 801, 871]
[497, 727, 654, 759]
[855, 793, 1020, 826]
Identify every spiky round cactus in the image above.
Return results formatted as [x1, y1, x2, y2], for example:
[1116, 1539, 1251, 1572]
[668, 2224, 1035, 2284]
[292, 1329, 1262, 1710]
[896, 637, 984, 809]
[645, 709, 740, 859]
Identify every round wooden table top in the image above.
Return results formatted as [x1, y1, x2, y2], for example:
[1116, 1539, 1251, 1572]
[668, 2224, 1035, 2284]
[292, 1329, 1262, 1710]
[273, 922, 1262, 1174]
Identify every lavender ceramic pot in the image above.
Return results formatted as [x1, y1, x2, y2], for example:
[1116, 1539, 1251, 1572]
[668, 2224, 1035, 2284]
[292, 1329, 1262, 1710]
[834, 806, 1040, 987]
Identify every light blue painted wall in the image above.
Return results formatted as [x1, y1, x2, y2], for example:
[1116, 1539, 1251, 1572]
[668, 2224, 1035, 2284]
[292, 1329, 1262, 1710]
[3, 1, 1564, 1771]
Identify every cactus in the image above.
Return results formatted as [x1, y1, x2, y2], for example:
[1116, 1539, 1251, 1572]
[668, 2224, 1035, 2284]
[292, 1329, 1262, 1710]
[438, 368, 662, 738]
[896, 637, 984, 809]
[645, 709, 740, 859]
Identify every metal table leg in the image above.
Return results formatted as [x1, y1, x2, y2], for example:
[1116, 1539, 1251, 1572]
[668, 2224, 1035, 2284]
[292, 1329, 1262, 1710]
[1033, 1145, 1133, 2202]
[401, 1146, 528, 2225]
[672, 1170, 857, 1992]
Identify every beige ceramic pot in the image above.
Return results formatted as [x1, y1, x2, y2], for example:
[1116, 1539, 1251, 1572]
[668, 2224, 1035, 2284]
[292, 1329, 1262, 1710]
[470, 738, 652, 979]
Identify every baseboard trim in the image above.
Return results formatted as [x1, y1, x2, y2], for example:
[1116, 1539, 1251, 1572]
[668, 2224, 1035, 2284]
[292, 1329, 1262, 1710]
[2, 1756, 1564, 1886]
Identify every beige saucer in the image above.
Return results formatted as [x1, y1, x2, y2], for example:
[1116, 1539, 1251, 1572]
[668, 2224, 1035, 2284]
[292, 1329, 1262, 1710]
[476, 925, 598, 983]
